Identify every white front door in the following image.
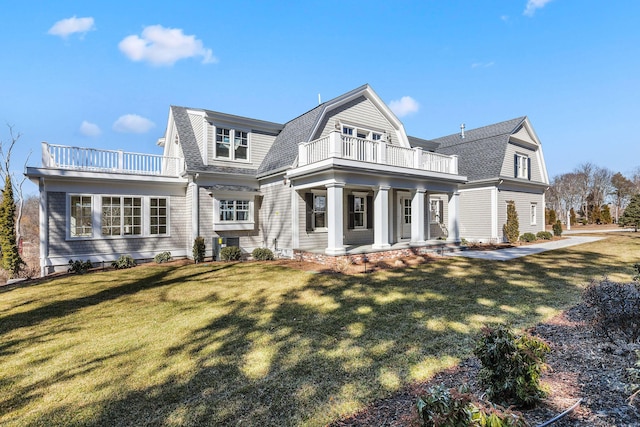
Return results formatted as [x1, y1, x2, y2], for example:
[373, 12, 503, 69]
[400, 196, 412, 239]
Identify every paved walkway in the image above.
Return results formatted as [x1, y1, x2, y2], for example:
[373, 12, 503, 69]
[446, 236, 604, 261]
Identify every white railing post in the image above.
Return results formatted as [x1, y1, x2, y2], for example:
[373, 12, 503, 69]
[298, 142, 307, 166]
[413, 147, 423, 169]
[329, 130, 341, 158]
[117, 150, 124, 171]
[41, 142, 51, 167]
[377, 141, 386, 165]
[450, 155, 458, 174]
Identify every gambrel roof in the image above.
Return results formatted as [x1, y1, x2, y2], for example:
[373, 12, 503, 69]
[433, 117, 528, 182]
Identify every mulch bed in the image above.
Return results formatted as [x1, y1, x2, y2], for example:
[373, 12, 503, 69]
[329, 304, 640, 426]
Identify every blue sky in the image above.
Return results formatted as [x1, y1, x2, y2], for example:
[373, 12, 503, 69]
[2, 0, 639, 195]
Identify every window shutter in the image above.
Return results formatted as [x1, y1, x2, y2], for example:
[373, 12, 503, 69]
[347, 195, 355, 230]
[366, 196, 373, 229]
[514, 154, 518, 178]
[527, 157, 531, 180]
[305, 193, 313, 232]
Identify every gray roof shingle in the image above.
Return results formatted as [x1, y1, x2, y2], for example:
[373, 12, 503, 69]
[256, 104, 324, 177]
[433, 117, 526, 182]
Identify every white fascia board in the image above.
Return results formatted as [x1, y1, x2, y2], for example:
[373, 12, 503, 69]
[26, 167, 188, 186]
[203, 110, 283, 134]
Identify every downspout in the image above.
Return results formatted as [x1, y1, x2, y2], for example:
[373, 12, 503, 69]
[189, 173, 200, 258]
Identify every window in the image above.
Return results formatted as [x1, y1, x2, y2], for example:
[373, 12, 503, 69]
[342, 125, 383, 141]
[347, 194, 373, 230]
[313, 194, 326, 229]
[216, 127, 249, 161]
[515, 154, 530, 179]
[219, 200, 251, 222]
[70, 195, 92, 237]
[102, 196, 141, 236]
[531, 203, 537, 225]
[150, 198, 168, 235]
[216, 127, 231, 158]
[430, 199, 444, 224]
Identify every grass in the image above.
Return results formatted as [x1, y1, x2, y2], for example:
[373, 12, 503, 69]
[0, 232, 638, 426]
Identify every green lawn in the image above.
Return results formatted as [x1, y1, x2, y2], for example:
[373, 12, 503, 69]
[1, 233, 638, 426]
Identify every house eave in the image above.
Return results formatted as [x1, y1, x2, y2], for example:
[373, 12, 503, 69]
[25, 167, 189, 186]
[286, 158, 468, 183]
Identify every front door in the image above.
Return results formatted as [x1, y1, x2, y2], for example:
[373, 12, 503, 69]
[400, 196, 412, 239]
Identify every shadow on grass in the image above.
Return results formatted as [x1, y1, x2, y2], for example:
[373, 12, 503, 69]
[2, 234, 638, 426]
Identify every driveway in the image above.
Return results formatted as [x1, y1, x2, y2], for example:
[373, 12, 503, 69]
[447, 236, 604, 261]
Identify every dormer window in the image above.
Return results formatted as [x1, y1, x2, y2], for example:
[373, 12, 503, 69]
[515, 153, 530, 180]
[215, 127, 249, 161]
[342, 124, 384, 142]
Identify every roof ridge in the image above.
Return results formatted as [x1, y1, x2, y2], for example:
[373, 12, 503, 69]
[433, 117, 526, 146]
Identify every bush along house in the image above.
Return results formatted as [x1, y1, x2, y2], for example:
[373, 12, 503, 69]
[26, 84, 549, 275]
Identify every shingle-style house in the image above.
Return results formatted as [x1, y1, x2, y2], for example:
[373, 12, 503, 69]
[26, 84, 549, 275]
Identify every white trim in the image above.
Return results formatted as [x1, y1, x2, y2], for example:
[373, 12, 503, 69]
[211, 124, 252, 163]
[491, 187, 498, 240]
[212, 193, 256, 231]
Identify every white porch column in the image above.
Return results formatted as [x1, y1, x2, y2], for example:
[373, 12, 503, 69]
[426, 191, 431, 241]
[38, 178, 48, 277]
[411, 189, 426, 245]
[325, 182, 346, 256]
[189, 181, 199, 242]
[373, 185, 391, 250]
[447, 191, 461, 242]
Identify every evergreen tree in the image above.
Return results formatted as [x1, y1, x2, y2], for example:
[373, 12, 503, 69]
[601, 205, 612, 224]
[0, 175, 23, 277]
[503, 201, 520, 243]
[620, 194, 640, 232]
[570, 208, 577, 225]
[590, 204, 602, 224]
[547, 209, 557, 225]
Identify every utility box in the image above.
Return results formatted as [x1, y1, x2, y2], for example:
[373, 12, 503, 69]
[212, 237, 240, 260]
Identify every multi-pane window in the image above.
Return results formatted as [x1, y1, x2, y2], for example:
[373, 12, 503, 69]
[219, 200, 250, 222]
[216, 128, 231, 158]
[216, 127, 249, 161]
[313, 195, 326, 229]
[342, 125, 382, 141]
[234, 131, 248, 160]
[102, 196, 141, 236]
[150, 198, 168, 235]
[404, 199, 412, 224]
[352, 196, 365, 228]
[70, 196, 92, 237]
[516, 154, 529, 179]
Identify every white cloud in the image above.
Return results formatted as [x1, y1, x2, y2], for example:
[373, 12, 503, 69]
[524, 0, 553, 16]
[112, 114, 155, 134]
[48, 16, 95, 38]
[79, 121, 101, 137]
[389, 96, 420, 118]
[472, 61, 495, 69]
[118, 25, 216, 66]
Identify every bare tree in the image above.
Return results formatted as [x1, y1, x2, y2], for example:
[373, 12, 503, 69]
[574, 163, 595, 223]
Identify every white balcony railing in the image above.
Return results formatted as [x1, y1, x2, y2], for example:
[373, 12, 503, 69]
[298, 130, 458, 175]
[41, 142, 185, 176]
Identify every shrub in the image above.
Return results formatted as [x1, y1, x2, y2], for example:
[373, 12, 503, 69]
[417, 385, 473, 427]
[519, 233, 537, 243]
[503, 201, 519, 243]
[112, 255, 136, 269]
[68, 259, 93, 274]
[627, 350, 640, 403]
[634, 263, 640, 282]
[582, 277, 640, 343]
[193, 237, 206, 263]
[416, 386, 529, 427]
[474, 324, 550, 407]
[220, 246, 242, 261]
[251, 248, 274, 261]
[154, 251, 172, 264]
[536, 231, 553, 240]
[552, 220, 563, 237]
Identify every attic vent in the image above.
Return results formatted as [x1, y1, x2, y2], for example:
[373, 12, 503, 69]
[460, 123, 465, 139]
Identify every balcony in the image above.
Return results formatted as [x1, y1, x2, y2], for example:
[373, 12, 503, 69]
[41, 142, 185, 177]
[298, 131, 458, 175]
